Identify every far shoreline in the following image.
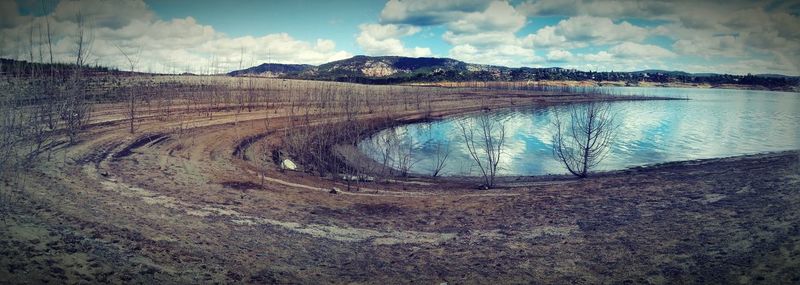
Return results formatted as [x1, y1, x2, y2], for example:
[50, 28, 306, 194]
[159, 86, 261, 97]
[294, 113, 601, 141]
[407, 80, 800, 93]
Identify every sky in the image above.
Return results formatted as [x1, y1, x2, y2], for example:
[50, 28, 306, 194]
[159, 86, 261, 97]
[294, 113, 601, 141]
[1, 0, 799, 75]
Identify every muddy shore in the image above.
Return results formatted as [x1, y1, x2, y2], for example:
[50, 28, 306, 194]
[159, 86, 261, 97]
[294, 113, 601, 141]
[1, 77, 798, 284]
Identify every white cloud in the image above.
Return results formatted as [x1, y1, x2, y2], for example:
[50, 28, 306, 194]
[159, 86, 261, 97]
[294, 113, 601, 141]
[52, 0, 155, 29]
[442, 31, 518, 47]
[518, 0, 800, 74]
[521, 26, 566, 49]
[645, 2, 799, 72]
[447, 1, 525, 34]
[381, 0, 536, 66]
[358, 23, 420, 41]
[609, 42, 675, 59]
[448, 44, 540, 67]
[517, 0, 753, 23]
[558, 16, 647, 43]
[524, 16, 648, 49]
[517, 0, 674, 19]
[545, 49, 573, 62]
[0, 0, 351, 73]
[198, 34, 351, 67]
[4, 0, 798, 75]
[0, 1, 30, 29]
[671, 35, 744, 58]
[440, 1, 526, 47]
[581, 51, 614, 62]
[380, 0, 492, 26]
[356, 23, 432, 57]
[555, 44, 675, 72]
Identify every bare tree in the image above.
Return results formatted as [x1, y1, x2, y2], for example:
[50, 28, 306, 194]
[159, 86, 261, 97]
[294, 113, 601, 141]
[73, 9, 94, 67]
[42, 0, 54, 64]
[26, 82, 55, 161]
[258, 141, 270, 187]
[60, 81, 91, 144]
[430, 140, 450, 177]
[0, 84, 20, 174]
[37, 19, 44, 63]
[459, 111, 506, 188]
[374, 129, 398, 178]
[551, 101, 617, 178]
[115, 44, 141, 73]
[395, 139, 417, 177]
[59, 9, 93, 144]
[29, 17, 35, 64]
[115, 44, 141, 133]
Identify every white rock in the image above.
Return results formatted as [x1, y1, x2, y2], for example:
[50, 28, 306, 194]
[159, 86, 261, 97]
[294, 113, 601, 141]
[280, 159, 297, 171]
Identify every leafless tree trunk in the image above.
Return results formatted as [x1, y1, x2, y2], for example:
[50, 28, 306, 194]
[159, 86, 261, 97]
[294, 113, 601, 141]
[29, 18, 35, 65]
[37, 20, 44, 63]
[551, 101, 617, 178]
[459, 111, 505, 188]
[258, 140, 270, 187]
[73, 9, 93, 67]
[42, 0, 53, 64]
[25, 81, 56, 162]
[0, 85, 19, 175]
[115, 44, 141, 133]
[376, 129, 398, 178]
[60, 80, 91, 145]
[395, 140, 417, 177]
[430, 140, 450, 177]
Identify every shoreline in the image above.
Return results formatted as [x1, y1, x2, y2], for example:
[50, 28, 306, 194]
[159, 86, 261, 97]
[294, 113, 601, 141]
[338, 145, 799, 189]
[2, 76, 798, 283]
[329, 94, 690, 186]
[408, 80, 800, 93]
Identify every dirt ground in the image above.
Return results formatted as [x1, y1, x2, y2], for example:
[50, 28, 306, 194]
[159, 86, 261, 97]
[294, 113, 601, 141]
[1, 77, 798, 284]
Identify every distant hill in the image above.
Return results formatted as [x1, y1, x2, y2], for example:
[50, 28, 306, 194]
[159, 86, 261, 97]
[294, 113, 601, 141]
[229, 55, 799, 90]
[311, 55, 516, 83]
[228, 63, 313, 77]
[315, 55, 469, 77]
[229, 55, 507, 83]
[755, 74, 794, 78]
[630, 70, 693, 77]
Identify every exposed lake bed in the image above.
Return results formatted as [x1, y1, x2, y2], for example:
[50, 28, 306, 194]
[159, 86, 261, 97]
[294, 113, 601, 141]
[2, 76, 798, 283]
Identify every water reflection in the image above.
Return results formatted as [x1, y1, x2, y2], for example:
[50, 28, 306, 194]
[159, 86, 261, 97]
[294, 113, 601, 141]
[359, 87, 800, 176]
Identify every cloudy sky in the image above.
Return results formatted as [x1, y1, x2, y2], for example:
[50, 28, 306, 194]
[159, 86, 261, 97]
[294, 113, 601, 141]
[1, 0, 799, 75]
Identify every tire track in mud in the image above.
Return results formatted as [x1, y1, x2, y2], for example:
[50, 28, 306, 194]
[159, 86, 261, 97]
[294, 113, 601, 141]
[74, 140, 125, 167]
[112, 133, 169, 160]
[243, 169, 521, 198]
[82, 161, 574, 246]
[232, 131, 274, 160]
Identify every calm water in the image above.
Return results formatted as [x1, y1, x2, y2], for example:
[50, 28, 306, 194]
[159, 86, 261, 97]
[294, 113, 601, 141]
[358, 87, 800, 176]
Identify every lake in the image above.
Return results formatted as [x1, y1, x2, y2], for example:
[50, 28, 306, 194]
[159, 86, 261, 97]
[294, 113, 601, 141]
[358, 87, 800, 176]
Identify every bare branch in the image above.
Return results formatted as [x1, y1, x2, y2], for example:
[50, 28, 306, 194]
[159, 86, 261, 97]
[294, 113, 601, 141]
[460, 111, 505, 188]
[551, 101, 617, 178]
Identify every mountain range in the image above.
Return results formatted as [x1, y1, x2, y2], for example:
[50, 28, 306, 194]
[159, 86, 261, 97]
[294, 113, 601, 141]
[229, 55, 480, 83]
[227, 55, 799, 90]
